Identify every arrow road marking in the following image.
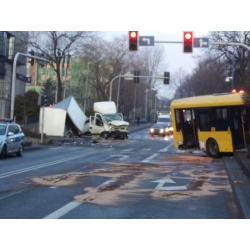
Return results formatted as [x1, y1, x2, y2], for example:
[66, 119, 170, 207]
[153, 178, 187, 191]
[98, 178, 117, 189]
[101, 155, 129, 162]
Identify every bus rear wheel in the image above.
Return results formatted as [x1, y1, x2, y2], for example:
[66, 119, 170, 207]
[206, 138, 220, 158]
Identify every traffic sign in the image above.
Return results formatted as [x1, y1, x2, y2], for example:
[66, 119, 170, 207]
[194, 38, 209, 48]
[139, 36, 154, 46]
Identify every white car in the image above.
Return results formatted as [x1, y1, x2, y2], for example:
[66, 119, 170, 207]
[0, 119, 25, 159]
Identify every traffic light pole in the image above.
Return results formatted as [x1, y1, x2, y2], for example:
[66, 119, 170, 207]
[109, 74, 169, 102]
[154, 40, 250, 52]
[11, 52, 50, 119]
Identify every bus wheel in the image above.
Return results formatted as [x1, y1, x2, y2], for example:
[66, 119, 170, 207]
[206, 139, 220, 158]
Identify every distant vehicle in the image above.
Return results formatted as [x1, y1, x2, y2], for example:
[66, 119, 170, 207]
[149, 122, 173, 137]
[0, 119, 25, 159]
[157, 114, 171, 123]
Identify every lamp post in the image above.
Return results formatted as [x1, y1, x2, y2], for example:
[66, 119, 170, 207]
[84, 57, 102, 113]
[145, 89, 150, 119]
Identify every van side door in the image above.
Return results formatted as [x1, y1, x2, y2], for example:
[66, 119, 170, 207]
[89, 113, 104, 134]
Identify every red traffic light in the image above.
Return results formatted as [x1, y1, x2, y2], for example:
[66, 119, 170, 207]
[183, 31, 193, 53]
[130, 31, 137, 39]
[129, 31, 138, 51]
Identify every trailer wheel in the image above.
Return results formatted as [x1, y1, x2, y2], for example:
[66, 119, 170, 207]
[206, 138, 220, 158]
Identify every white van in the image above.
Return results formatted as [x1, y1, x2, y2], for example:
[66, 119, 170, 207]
[157, 114, 171, 123]
[89, 101, 129, 139]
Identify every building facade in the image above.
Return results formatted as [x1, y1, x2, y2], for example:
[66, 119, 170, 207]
[0, 31, 28, 118]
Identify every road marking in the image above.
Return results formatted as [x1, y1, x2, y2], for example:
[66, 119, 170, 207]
[43, 201, 81, 219]
[141, 148, 151, 152]
[153, 178, 187, 191]
[122, 148, 133, 152]
[0, 151, 95, 179]
[142, 153, 159, 163]
[100, 155, 129, 162]
[98, 178, 117, 188]
[158, 142, 174, 152]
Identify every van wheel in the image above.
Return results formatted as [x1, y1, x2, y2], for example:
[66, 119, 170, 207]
[206, 139, 220, 158]
[103, 132, 109, 140]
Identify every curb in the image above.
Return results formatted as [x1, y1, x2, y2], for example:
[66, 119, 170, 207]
[223, 156, 250, 219]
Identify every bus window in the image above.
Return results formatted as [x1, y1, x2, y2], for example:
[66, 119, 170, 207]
[212, 107, 229, 131]
[175, 109, 182, 132]
[197, 108, 210, 131]
[184, 109, 191, 122]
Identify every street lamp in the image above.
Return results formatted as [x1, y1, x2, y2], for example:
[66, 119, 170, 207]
[84, 57, 103, 112]
[145, 89, 150, 119]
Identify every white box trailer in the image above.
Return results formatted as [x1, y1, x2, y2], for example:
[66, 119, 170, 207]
[39, 95, 87, 137]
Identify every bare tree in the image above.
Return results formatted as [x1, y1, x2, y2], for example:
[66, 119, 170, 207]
[127, 45, 168, 118]
[28, 31, 93, 102]
[80, 34, 127, 102]
[209, 31, 250, 90]
[79, 33, 168, 119]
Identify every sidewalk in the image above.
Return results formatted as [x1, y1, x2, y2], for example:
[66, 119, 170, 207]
[227, 152, 250, 219]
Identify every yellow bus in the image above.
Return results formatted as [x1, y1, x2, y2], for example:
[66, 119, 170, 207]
[170, 92, 248, 157]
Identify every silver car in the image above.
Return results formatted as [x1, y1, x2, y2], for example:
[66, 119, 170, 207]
[0, 119, 25, 159]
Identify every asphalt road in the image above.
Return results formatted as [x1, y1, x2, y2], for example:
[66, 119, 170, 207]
[0, 127, 241, 219]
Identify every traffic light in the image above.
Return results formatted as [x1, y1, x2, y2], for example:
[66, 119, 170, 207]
[29, 50, 35, 66]
[183, 32, 193, 53]
[129, 31, 138, 51]
[164, 72, 170, 84]
[134, 70, 140, 83]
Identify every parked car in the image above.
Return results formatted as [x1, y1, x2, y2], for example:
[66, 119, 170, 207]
[149, 122, 173, 137]
[0, 119, 25, 159]
[140, 118, 148, 124]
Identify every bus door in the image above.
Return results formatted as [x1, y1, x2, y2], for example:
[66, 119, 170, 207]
[182, 109, 198, 149]
[230, 106, 245, 149]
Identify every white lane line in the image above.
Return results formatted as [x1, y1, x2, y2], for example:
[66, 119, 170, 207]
[158, 142, 174, 152]
[43, 201, 81, 219]
[0, 152, 94, 179]
[142, 153, 159, 163]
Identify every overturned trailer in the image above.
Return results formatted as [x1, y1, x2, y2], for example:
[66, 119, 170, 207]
[39, 95, 88, 137]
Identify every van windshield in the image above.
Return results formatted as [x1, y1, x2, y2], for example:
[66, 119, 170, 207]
[103, 113, 123, 122]
[157, 117, 170, 123]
